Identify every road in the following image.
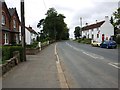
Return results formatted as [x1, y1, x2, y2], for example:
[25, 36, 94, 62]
[56, 40, 119, 88]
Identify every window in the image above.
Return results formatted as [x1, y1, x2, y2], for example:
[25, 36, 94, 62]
[13, 19, 16, 29]
[92, 34, 94, 39]
[4, 33, 9, 44]
[15, 34, 19, 44]
[2, 14, 5, 25]
[97, 34, 99, 38]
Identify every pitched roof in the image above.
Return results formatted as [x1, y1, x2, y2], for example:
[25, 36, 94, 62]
[8, 8, 16, 16]
[2, 1, 11, 18]
[8, 8, 20, 23]
[82, 21, 105, 31]
[25, 26, 38, 35]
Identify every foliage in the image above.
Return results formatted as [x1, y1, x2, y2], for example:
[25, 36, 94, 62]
[116, 35, 120, 44]
[74, 26, 81, 39]
[111, 8, 120, 35]
[2, 46, 23, 63]
[37, 8, 69, 41]
[26, 41, 39, 49]
[76, 38, 91, 44]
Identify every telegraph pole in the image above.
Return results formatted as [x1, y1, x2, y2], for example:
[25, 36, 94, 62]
[80, 17, 82, 37]
[21, 0, 26, 61]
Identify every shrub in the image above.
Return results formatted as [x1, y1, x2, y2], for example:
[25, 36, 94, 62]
[116, 35, 120, 44]
[2, 46, 23, 63]
[26, 41, 38, 49]
[77, 38, 91, 44]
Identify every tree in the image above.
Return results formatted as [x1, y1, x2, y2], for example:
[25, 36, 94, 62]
[111, 8, 120, 35]
[37, 19, 44, 28]
[37, 7, 69, 41]
[74, 26, 81, 39]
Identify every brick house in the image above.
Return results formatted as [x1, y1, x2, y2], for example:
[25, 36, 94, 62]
[9, 8, 20, 44]
[1, 1, 20, 45]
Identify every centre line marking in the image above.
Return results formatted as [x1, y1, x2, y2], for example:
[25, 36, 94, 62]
[66, 42, 104, 60]
[108, 63, 120, 69]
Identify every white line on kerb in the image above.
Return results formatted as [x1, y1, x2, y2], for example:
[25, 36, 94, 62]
[108, 63, 120, 69]
[55, 43, 57, 55]
[55, 43, 69, 88]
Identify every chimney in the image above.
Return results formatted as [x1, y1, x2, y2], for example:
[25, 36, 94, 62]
[96, 20, 97, 23]
[105, 16, 109, 22]
[86, 23, 88, 26]
[29, 25, 32, 29]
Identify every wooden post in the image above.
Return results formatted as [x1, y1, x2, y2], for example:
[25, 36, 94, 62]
[21, 0, 26, 61]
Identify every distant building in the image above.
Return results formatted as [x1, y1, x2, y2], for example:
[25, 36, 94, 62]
[82, 16, 114, 43]
[19, 26, 38, 45]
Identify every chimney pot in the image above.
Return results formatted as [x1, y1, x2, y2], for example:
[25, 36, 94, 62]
[105, 16, 109, 22]
[86, 23, 88, 26]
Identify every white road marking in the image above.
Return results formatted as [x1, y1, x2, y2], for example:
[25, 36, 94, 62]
[55, 43, 57, 55]
[66, 42, 104, 60]
[108, 63, 120, 69]
[55, 43, 69, 88]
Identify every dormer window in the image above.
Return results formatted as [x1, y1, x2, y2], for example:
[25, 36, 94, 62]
[13, 19, 16, 29]
[2, 14, 6, 25]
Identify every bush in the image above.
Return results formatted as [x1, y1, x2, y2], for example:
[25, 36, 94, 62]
[116, 35, 120, 44]
[26, 42, 38, 49]
[2, 46, 23, 63]
[77, 38, 91, 44]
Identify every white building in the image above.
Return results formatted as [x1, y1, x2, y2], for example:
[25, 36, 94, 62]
[19, 26, 38, 45]
[82, 16, 114, 43]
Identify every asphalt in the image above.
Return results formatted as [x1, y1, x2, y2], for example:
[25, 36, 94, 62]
[2, 43, 60, 88]
[57, 40, 118, 88]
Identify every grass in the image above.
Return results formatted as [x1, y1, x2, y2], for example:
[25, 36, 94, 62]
[74, 38, 91, 44]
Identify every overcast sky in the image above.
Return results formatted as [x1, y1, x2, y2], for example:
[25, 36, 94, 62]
[5, 0, 120, 38]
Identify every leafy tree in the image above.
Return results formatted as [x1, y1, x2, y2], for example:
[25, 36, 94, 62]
[37, 7, 69, 41]
[74, 26, 81, 39]
[37, 19, 44, 28]
[111, 8, 120, 35]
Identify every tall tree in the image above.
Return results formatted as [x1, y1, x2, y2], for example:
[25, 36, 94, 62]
[74, 26, 81, 39]
[37, 19, 44, 28]
[111, 8, 120, 35]
[37, 8, 69, 41]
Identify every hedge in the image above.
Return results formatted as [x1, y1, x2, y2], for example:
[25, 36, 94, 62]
[76, 38, 91, 44]
[26, 42, 38, 49]
[2, 46, 23, 64]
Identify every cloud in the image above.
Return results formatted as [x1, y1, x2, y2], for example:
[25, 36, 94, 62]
[5, 0, 119, 38]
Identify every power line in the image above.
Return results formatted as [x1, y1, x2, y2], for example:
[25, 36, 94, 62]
[43, 0, 47, 11]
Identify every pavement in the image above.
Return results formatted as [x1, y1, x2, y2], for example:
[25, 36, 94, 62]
[2, 43, 60, 88]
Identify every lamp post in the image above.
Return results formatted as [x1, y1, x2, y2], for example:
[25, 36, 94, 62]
[21, 0, 26, 61]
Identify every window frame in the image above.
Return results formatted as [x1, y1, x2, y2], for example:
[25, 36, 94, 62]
[13, 19, 16, 29]
[2, 14, 6, 25]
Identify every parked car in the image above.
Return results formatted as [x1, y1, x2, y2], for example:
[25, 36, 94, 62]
[91, 40, 101, 47]
[100, 40, 117, 49]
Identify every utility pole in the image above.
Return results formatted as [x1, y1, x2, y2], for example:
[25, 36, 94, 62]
[118, 1, 120, 29]
[80, 17, 82, 37]
[21, 0, 26, 61]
